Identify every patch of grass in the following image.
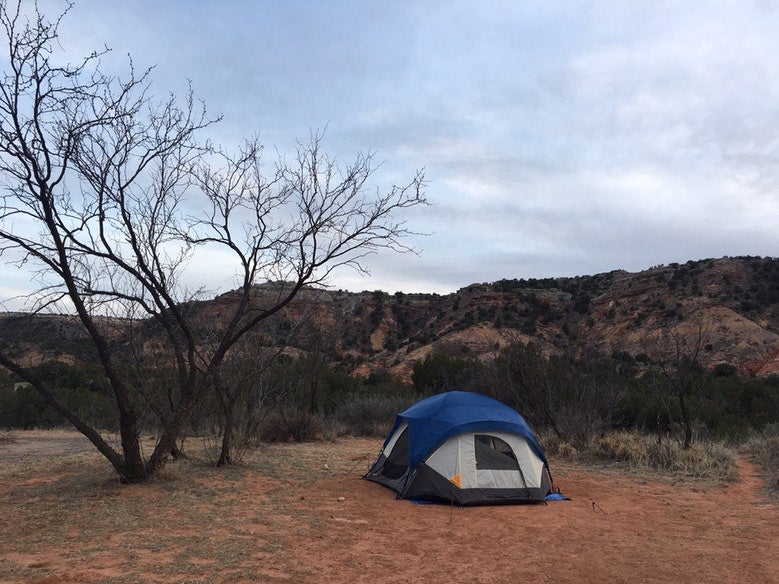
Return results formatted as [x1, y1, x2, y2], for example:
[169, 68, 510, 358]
[0, 441, 309, 583]
[0, 431, 17, 444]
[0, 435, 367, 582]
[543, 430, 737, 484]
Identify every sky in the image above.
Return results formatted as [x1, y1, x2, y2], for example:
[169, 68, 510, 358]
[3, 0, 778, 306]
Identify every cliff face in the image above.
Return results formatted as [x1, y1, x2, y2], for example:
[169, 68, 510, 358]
[2, 256, 777, 380]
[334, 257, 779, 380]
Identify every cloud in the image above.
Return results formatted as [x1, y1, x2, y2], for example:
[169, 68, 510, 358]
[2, 1, 777, 301]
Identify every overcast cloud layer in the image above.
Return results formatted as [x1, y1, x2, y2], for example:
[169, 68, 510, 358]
[3, 1, 778, 304]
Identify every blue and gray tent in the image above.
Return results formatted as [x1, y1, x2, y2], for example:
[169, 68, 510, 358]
[365, 391, 553, 504]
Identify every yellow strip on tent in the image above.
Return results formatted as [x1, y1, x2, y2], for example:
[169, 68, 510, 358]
[449, 473, 461, 488]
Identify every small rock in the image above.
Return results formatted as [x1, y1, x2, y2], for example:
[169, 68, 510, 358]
[337, 496, 346, 502]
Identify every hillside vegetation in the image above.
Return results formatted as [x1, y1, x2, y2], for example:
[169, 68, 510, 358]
[1, 256, 778, 468]
[3, 256, 777, 378]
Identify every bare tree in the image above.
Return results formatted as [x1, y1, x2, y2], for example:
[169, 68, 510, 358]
[207, 304, 309, 466]
[206, 334, 285, 467]
[491, 340, 621, 447]
[491, 341, 567, 438]
[0, 1, 426, 482]
[644, 323, 710, 449]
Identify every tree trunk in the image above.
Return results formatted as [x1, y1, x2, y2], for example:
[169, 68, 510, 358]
[217, 407, 234, 467]
[170, 444, 187, 460]
[309, 375, 319, 415]
[678, 389, 693, 449]
[116, 413, 148, 483]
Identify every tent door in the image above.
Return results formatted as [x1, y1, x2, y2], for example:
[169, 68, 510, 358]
[382, 424, 410, 480]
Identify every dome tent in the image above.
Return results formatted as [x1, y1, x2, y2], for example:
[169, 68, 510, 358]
[365, 391, 553, 504]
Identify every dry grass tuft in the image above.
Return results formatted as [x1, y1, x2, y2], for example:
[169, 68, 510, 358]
[0, 431, 18, 444]
[543, 430, 737, 484]
[740, 428, 779, 498]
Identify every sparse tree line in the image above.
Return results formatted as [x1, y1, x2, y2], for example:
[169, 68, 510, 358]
[2, 341, 777, 452]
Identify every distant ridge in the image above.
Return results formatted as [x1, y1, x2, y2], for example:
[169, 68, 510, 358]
[2, 256, 777, 379]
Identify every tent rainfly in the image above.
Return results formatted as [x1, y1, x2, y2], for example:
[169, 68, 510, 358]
[365, 391, 553, 504]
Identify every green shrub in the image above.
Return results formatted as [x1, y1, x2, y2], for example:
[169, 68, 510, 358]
[0, 363, 117, 430]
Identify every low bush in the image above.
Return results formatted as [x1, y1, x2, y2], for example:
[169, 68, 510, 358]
[257, 408, 326, 442]
[333, 393, 415, 437]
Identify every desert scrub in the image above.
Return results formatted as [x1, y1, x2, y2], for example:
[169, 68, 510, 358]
[333, 393, 414, 437]
[741, 427, 779, 497]
[543, 430, 736, 483]
[257, 408, 326, 442]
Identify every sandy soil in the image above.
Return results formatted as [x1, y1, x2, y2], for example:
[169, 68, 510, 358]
[0, 431, 777, 584]
[0, 429, 97, 462]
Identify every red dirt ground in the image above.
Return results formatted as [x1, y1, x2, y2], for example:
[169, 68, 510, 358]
[0, 432, 777, 583]
[281, 457, 779, 584]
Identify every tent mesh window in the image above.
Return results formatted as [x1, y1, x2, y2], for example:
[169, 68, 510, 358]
[383, 427, 410, 479]
[474, 434, 520, 471]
